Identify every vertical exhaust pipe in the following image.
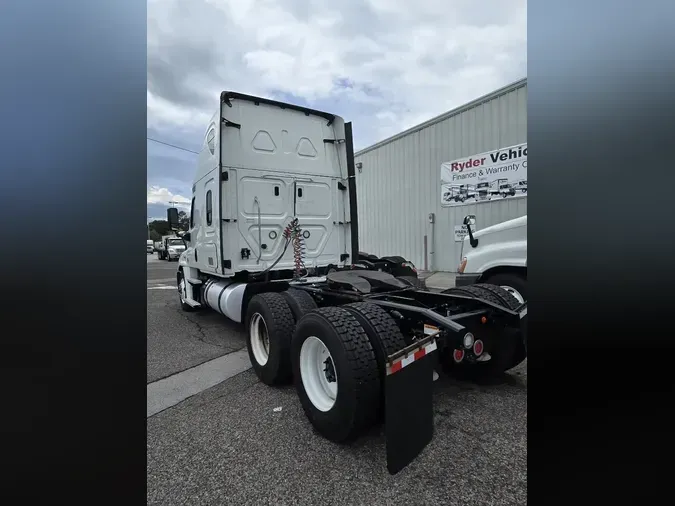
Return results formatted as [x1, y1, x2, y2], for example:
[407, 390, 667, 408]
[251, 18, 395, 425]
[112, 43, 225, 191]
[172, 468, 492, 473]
[344, 121, 359, 264]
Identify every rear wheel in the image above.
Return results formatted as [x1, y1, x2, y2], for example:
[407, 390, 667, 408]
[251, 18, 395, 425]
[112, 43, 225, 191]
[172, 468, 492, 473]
[245, 293, 295, 385]
[473, 283, 526, 370]
[473, 283, 521, 309]
[481, 272, 526, 304]
[343, 303, 407, 419]
[282, 288, 318, 322]
[292, 307, 380, 442]
[441, 285, 524, 379]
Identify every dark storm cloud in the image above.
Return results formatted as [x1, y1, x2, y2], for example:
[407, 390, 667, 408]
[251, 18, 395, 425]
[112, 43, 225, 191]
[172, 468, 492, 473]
[147, 0, 243, 111]
[147, 44, 217, 110]
[147, 150, 197, 186]
[147, 123, 203, 154]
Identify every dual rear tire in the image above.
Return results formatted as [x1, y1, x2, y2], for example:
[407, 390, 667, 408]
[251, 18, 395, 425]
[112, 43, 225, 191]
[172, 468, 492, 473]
[245, 284, 524, 442]
[440, 283, 526, 379]
[245, 292, 401, 442]
[291, 307, 381, 442]
[482, 272, 526, 304]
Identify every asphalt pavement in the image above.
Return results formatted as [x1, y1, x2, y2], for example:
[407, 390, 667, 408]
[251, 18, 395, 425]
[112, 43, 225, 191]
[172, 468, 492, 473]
[146, 253, 527, 505]
[147, 253, 247, 383]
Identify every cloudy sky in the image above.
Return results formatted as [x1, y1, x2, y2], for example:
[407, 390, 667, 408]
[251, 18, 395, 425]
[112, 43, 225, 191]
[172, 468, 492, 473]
[147, 0, 527, 221]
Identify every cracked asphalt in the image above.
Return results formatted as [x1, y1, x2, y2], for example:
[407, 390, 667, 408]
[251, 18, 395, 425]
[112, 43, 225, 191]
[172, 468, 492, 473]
[147, 254, 247, 383]
[147, 253, 527, 505]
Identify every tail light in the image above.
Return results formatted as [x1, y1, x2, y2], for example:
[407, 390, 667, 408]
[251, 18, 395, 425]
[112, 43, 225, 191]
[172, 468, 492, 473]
[463, 332, 474, 349]
[473, 340, 484, 356]
[402, 261, 417, 273]
[453, 349, 465, 363]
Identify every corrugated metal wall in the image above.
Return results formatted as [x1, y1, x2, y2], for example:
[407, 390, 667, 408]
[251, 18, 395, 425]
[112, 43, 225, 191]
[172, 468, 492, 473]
[354, 79, 527, 272]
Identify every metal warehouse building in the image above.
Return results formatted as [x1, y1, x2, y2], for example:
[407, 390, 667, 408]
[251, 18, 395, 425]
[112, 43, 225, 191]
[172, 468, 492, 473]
[354, 78, 527, 273]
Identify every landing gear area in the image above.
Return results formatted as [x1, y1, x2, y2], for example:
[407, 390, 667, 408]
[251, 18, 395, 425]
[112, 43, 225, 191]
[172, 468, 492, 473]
[177, 267, 527, 474]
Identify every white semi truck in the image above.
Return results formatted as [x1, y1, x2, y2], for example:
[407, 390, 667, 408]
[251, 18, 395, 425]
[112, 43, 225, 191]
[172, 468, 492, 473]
[456, 214, 527, 304]
[165, 92, 527, 474]
[156, 235, 186, 261]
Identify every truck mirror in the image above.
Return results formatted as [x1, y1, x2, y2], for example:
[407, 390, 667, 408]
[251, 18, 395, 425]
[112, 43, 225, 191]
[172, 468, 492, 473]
[167, 207, 180, 230]
[463, 214, 476, 226]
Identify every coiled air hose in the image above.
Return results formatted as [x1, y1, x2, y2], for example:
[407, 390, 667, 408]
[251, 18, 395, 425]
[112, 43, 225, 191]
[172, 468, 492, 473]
[283, 218, 307, 280]
[250, 217, 306, 281]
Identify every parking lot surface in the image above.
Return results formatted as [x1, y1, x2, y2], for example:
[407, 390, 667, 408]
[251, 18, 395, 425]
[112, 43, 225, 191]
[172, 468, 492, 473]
[147, 253, 247, 383]
[147, 253, 527, 505]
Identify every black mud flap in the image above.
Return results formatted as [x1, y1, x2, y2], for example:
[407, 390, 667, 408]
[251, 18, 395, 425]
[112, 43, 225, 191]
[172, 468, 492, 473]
[384, 337, 438, 475]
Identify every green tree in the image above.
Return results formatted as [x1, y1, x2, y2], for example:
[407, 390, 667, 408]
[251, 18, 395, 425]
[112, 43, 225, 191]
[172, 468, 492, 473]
[178, 211, 190, 231]
[149, 230, 161, 242]
[148, 220, 170, 237]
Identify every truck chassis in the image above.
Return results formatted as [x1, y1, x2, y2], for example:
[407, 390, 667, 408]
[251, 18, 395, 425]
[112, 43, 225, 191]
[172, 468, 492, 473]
[176, 264, 527, 474]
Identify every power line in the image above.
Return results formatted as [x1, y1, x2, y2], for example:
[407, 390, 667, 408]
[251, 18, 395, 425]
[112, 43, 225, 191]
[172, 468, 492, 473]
[147, 136, 200, 154]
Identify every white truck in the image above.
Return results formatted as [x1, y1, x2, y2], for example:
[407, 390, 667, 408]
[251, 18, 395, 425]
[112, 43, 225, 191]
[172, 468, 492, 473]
[455, 214, 527, 304]
[476, 180, 492, 201]
[165, 92, 527, 474]
[156, 235, 185, 261]
[493, 178, 516, 198]
[147, 239, 154, 254]
[443, 184, 476, 203]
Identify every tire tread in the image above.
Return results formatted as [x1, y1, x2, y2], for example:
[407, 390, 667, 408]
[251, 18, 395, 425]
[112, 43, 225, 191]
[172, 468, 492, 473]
[294, 306, 380, 441]
[246, 292, 295, 385]
[473, 283, 520, 309]
[344, 302, 407, 361]
[282, 288, 318, 321]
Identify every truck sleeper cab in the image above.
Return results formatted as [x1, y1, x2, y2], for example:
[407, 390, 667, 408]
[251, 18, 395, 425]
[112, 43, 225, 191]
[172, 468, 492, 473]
[167, 92, 527, 475]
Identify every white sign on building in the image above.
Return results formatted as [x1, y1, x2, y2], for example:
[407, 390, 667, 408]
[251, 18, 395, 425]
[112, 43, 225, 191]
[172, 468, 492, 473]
[440, 143, 527, 207]
[453, 224, 479, 242]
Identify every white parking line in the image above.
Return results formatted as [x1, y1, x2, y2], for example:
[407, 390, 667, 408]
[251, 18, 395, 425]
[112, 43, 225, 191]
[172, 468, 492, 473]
[147, 348, 252, 417]
[148, 277, 179, 284]
[148, 285, 176, 290]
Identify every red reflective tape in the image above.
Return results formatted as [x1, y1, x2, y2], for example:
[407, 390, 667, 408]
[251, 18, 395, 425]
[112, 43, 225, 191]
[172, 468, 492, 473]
[388, 340, 438, 376]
